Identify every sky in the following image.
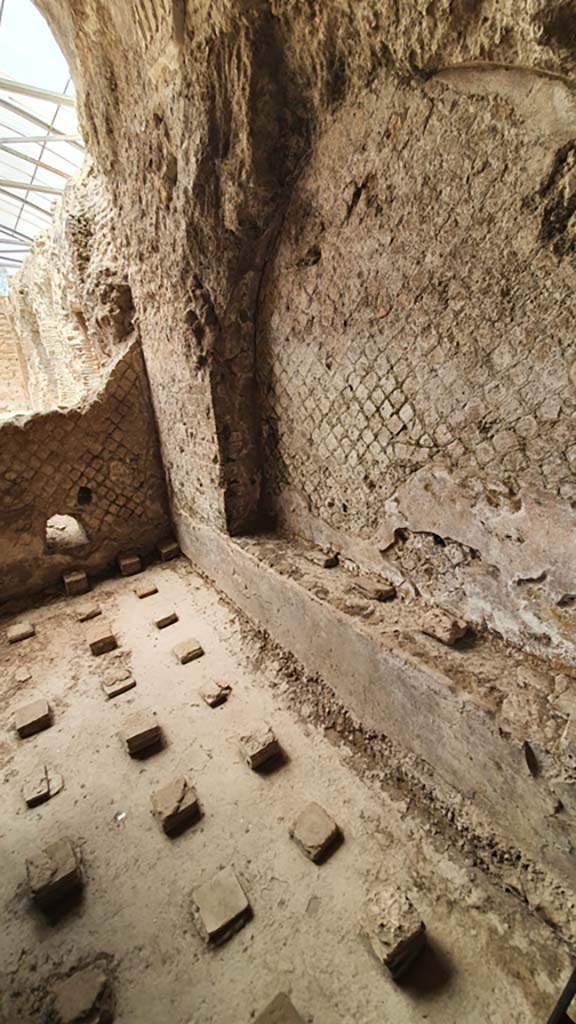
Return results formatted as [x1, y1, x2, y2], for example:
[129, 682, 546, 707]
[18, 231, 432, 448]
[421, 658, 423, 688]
[0, 0, 83, 287]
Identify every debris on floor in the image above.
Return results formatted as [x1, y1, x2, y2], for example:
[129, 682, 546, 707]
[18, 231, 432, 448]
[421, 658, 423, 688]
[101, 672, 136, 699]
[200, 680, 231, 708]
[151, 775, 201, 835]
[365, 888, 427, 980]
[15, 698, 52, 738]
[50, 964, 115, 1024]
[76, 602, 101, 622]
[240, 724, 282, 769]
[6, 620, 35, 644]
[154, 610, 178, 629]
[173, 637, 204, 664]
[87, 621, 118, 656]
[26, 837, 83, 910]
[135, 581, 158, 599]
[289, 801, 341, 863]
[158, 539, 180, 561]
[118, 553, 142, 577]
[63, 570, 90, 597]
[191, 866, 252, 944]
[120, 710, 162, 756]
[22, 764, 63, 807]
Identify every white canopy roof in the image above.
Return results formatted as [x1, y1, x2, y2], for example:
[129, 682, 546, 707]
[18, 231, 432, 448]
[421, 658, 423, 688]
[0, 0, 84, 288]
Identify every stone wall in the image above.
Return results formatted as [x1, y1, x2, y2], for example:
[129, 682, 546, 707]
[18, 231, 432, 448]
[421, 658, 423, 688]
[0, 299, 29, 418]
[0, 340, 170, 603]
[257, 66, 576, 664]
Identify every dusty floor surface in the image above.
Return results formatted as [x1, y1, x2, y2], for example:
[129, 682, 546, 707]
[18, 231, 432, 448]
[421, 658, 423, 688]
[0, 559, 571, 1023]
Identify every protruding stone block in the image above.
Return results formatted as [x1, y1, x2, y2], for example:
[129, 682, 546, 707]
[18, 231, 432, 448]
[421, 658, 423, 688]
[420, 609, 467, 646]
[154, 610, 178, 629]
[63, 570, 89, 597]
[15, 699, 52, 738]
[191, 866, 251, 944]
[135, 582, 158, 599]
[255, 993, 304, 1024]
[158, 539, 180, 561]
[240, 724, 281, 770]
[118, 553, 142, 576]
[151, 776, 201, 835]
[200, 681, 231, 708]
[76, 602, 101, 623]
[101, 671, 135, 700]
[289, 802, 341, 863]
[366, 889, 427, 979]
[51, 965, 115, 1024]
[7, 621, 35, 644]
[22, 765, 63, 807]
[87, 621, 117, 657]
[173, 638, 204, 664]
[27, 837, 83, 909]
[14, 667, 32, 684]
[120, 710, 162, 755]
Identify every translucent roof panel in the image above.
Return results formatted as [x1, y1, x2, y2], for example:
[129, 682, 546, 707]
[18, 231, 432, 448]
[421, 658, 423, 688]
[0, 0, 84, 291]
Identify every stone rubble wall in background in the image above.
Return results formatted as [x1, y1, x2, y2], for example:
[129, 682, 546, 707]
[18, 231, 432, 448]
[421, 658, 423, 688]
[0, 340, 170, 603]
[0, 299, 29, 417]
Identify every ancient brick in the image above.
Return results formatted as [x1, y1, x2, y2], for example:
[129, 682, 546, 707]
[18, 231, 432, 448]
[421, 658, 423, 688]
[120, 709, 161, 755]
[87, 621, 117, 656]
[135, 581, 158, 599]
[240, 724, 281, 769]
[173, 638, 204, 664]
[118, 553, 142, 576]
[158, 539, 180, 561]
[22, 765, 63, 807]
[366, 889, 427, 979]
[15, 699, 52, 738]
[7, 621, 35, 644]
[154, 610, 178, 629]
[255, 993, 304, 1024]
[151, 776, 201, 834]
[63, 570, 89, 596]
[200, 681, 231, 708]
[289, 802, 341, 863]
[52, 965, 115, 1024]
[101, 672, 135, 699]
[191, 866, 251, 944]
[27, 837, 83, 909]
[76, 602, 101, 622]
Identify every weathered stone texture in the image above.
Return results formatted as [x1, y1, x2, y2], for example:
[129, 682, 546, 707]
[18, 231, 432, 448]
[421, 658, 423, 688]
[257, 68, 576, 662]
[0, 341, 169, 602]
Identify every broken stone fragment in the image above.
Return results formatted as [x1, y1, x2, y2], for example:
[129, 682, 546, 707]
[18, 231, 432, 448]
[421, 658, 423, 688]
[173, 638, 204, 664]
[200, 681, 231, 708]
[87, 621, 118, 656]
[15, 698, 52, 738]
[420, 609, 468, 646]
[22, 765, 63, 807]
[366, 889, 427, 980]
[289, 801, 341, 863]
[158, 539, 180, 561]
[76, 602, 101, 622]
[239, 724, 281, 769]
[191, 866, 251, 944]
[14, 667, 32, 684]
[27, 837, 83, 909]
[118, 552, 142, 576]
[151, 775, 201, 835]
[63, 570, 89, 597]
[154, 610, 178, 629]
[120, 710, 162, 755]
[134, 581, 158, 599]
[255, 993, 304, 1024]
[7, 620, 35, 644]
[101, 673, 136, 699]
[51, 965, 115, 1024]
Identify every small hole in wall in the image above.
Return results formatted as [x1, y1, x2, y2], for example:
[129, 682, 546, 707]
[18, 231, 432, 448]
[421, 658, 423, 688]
[77, 486, 92, 506]
[432, 534, 446, 547]
[46, 514, 89, 553]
